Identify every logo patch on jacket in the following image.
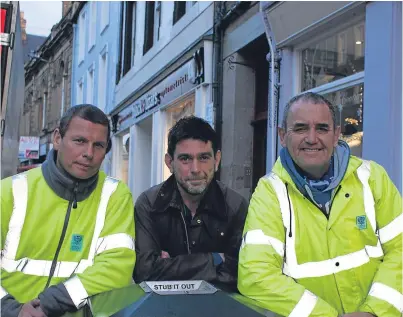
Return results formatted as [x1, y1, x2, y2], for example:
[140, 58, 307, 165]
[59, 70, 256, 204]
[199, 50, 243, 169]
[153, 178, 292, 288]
[71, 234, 84, 252]
[356, 215, 367, 230]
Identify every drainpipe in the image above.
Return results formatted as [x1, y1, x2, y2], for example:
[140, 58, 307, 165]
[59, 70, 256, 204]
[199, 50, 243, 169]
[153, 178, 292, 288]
[260, 2, 280, 173]
[213, 1, 250, 180]
[212, 2, 224, 180]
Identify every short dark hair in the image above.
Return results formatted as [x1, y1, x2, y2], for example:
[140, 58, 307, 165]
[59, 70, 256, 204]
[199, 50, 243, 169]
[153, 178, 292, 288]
[58, 104, 112, 153]
[167, 116, 219, 157]
[282, 92, 338, 130]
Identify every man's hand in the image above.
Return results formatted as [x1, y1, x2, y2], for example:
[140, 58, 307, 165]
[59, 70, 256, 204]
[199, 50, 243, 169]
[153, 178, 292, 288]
[219, 253, 225, 262]
[18, 299, 47, 317]
[161, 251, 170, 259]
[343, 313, 375, 317]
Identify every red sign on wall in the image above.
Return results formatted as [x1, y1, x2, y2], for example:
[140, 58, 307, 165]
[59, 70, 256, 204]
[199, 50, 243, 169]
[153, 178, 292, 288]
[1, 9, 6, 33]
[0, 8, 7, 55]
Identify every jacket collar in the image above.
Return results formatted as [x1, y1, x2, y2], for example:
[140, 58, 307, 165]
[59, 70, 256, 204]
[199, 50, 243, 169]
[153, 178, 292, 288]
[273, 152, 363, 193]
[152, 174, 228, 220]
[41, 149, 99, 202]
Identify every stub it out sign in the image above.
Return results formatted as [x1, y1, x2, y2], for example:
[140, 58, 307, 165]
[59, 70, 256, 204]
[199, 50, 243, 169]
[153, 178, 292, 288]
[140, 280, 217, 295]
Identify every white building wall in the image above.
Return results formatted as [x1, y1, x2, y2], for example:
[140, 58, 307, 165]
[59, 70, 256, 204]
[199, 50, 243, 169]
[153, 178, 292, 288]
[114, 1, 214, 108]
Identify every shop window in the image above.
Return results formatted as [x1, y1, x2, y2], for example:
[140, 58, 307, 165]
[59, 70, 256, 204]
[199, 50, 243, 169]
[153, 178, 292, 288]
[297, 19, 365, 158]
[166, 96, 195, 129]
[301, 21, 365, 91]
[163, 95, 195, 180]
[323, 83, 364, 157]
[117, 133, 130, 185]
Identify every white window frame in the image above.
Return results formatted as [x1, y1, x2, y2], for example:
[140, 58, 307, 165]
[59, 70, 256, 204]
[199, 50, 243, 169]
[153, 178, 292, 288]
[86, 64, 95, 104]
[88, 1, 96, 51]
[98, 46, 108, 112]
[154, 1, 162, 44]
[78, 11, 86, 63]
[100, 1, 110, 34]
[292, 14, 366, 96]
[77, 78, 84, 105]
[131, 2, 136, 66]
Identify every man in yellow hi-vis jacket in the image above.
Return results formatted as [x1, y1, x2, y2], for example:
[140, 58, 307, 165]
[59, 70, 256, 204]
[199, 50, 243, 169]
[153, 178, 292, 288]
[1, 105, 136, 317]
[238, 92, 402, 317]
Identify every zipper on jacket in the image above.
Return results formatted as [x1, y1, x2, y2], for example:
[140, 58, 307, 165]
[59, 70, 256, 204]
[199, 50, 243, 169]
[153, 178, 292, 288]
[44, 182, 78, 290]
[285, 183, 341, 238]
[180, 208, 191, 255]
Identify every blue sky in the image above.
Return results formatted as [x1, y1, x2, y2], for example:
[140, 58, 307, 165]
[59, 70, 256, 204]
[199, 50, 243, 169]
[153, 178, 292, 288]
[20, 1, 62, 36]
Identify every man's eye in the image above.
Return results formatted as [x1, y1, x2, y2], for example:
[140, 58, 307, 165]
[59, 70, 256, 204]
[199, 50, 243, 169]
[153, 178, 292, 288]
[294, 127, 307, 133]
[95, 144, 105, 149]
[200, 155, 210, 161]
[180, 157, 191, 162]
[74, 139, 84, 144]
[318, 127, 329, 133]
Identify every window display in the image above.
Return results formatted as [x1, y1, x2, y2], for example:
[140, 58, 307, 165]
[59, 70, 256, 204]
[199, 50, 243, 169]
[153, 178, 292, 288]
[301, 21, 365, 91]
[323, 84, 364, 157]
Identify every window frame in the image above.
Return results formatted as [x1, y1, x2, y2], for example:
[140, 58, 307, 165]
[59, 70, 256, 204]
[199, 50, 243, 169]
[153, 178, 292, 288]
[86, 64, 95, 104]
[78, 11, 86, 63]
[143, 1, 155, 55]
[173, 1, 186, 25]
[98, 46, 108, 112]
[77, 78, 84, 105]
[100, 1, 110, 34]
[88, 1, 97, 52]
[292, 14, 366, 96]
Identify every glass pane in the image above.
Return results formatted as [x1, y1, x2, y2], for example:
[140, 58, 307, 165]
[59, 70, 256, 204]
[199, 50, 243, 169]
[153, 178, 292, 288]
[118, 133, 130, 185]
[301, 22, 365, 91]
[163, 95, 195, 180]
[166, 96, 195, 128]
[323, 83, 364, 157]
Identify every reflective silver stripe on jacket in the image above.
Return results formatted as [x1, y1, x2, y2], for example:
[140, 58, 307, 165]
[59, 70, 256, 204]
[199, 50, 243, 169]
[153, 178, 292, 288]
[64, 276, 89, 309]
[3, 174, 29, 260]
[1, 176, 134, 278]
[368, 282, 403, 313]
[0, 286, 8, 299]
[242, 160, 402, 315]
[265, 160, 384, 279]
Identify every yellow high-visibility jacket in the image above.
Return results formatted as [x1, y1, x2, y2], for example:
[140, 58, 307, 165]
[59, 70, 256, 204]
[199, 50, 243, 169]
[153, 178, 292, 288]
[1, 167, 136, 312]
[238, 156, 402, 317]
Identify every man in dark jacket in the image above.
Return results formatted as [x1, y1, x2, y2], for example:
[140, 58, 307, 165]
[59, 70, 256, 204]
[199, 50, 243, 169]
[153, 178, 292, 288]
[134, 116, 248, 290]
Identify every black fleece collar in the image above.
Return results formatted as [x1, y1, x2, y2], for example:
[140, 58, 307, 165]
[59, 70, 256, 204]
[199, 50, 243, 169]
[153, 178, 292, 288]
[152, 174, 228, 220]
[41, 149, 99, 202]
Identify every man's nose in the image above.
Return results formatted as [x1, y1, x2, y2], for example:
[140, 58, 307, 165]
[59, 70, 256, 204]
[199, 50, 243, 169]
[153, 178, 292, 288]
[83, 145, 94, 160]
[190, 160, 200, 173]
[305, 127, 318, 144]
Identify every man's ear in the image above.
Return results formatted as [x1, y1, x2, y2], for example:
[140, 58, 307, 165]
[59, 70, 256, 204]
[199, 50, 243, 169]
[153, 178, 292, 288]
[214, 150, 222, 172]
[53, 128, 62, 151]
[278, 127, 287, 147]
[165, 153, 173, 173]
[334, 125, 341, 146]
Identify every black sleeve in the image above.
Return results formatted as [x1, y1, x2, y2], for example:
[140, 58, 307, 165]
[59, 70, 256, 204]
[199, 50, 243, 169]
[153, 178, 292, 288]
[216, 197, 249, 288]
[1, 295, 22, 317]
[133, 193, 219, 283]
[38, 283, 77, 317]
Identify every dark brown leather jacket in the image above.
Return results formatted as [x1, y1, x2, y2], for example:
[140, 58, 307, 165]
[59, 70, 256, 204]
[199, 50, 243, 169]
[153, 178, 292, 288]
[133, 175, 248, 290]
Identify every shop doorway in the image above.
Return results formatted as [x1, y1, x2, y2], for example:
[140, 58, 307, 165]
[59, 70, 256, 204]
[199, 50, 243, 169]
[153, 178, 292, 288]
[163, 93, 195, 180]
[132, 116, 153, 201]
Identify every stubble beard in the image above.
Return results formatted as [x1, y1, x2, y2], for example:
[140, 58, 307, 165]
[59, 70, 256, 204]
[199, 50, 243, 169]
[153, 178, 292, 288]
[177, 177, 207, 195]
